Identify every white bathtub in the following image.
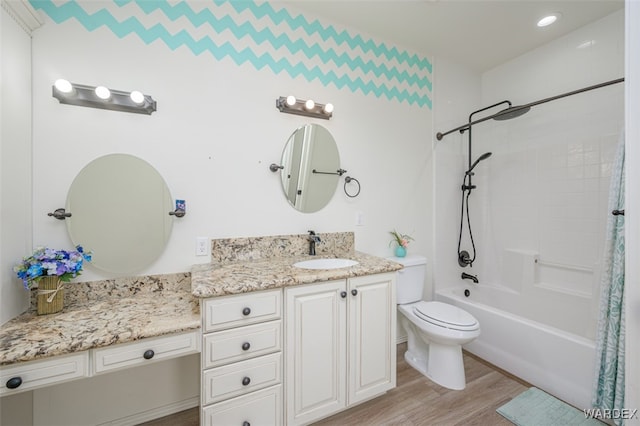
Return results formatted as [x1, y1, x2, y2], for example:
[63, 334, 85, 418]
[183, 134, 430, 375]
[436, 286, 596, 410]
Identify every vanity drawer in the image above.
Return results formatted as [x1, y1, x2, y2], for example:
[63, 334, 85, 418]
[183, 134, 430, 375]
[203, 289, 281, 332]
[202, 384, 282, 426]
[203, 320, 281, 369]
[203, 352, 281, 405]
[92, 331, 199, 374]
[0, 352, 89, 396]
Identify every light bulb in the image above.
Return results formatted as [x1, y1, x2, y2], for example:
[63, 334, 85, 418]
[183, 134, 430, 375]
[130, 90, 145, 105]
[537, 14, 559, 27]
[286, 95, 296, 106]
[323, 103, 334, 114]
[95, 86, 111, 100]
[305, 99, 315, 110]
[54, 79, 74, 94]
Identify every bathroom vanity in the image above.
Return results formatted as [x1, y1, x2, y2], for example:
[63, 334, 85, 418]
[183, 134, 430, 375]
[192, 232, 401, 425]
[0, 232, 401, 426]
[0, 273, 200, 398]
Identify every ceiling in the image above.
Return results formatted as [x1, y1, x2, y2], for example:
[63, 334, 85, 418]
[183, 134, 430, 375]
[281, 0, 624, 72]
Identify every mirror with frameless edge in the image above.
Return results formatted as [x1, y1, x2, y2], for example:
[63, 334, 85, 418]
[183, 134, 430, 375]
[278, 124, 341, 213]
[65, 153, 173, 274]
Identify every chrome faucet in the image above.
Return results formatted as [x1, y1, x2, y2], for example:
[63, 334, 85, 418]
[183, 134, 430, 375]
[308, 230, 321, 255]
[461, 272, 478, 283]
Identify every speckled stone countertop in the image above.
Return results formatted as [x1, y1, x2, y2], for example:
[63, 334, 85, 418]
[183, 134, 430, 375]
[0, 273, 199, 367]
[192, 232, 403, 298]
[1, 232, 400, 367]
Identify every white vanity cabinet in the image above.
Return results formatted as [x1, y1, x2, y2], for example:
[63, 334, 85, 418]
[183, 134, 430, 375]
[201, 289, 283, 426]
[284, 273, 396, 425]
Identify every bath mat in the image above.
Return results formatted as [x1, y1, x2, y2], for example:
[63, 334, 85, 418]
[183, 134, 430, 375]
[497, 387, 604, 425]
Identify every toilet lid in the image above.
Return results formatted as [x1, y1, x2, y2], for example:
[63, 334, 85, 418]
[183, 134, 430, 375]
[413, 301, 479, 331]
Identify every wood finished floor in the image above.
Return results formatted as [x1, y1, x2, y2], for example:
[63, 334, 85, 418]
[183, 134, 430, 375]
[139, 343, 528, 426]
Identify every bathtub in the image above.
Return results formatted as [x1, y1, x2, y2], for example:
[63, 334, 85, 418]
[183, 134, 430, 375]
[436, 286, 596, 410]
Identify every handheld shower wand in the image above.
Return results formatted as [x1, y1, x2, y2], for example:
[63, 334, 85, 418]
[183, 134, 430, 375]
[466, 152, 492, 175]
[462, 152, 492, 191]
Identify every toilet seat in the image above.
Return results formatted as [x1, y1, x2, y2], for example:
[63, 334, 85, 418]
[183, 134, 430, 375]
[412, 301, 479, 332]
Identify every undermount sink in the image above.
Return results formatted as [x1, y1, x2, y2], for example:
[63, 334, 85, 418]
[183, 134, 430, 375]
[293, 258, 359, 270]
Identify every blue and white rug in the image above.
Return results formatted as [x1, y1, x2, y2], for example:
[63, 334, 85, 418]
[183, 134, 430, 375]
[497, 387, 605, 425]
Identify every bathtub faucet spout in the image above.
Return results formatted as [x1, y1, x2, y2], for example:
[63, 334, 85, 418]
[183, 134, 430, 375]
[461, 272, 479, 284]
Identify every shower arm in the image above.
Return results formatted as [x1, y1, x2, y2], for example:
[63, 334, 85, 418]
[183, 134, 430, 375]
[435, 77, 625, 141]
[466, 101, 511, 172]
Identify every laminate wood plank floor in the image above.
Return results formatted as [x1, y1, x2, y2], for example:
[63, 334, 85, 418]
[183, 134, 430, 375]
[139, 343, 528, 426]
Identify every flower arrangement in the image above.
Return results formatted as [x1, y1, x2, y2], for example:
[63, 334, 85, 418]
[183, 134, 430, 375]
[389, 230, 414, 248]
[14, 246, 92, 290]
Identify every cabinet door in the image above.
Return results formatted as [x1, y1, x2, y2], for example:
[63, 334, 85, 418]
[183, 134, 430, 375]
[285, 280, 347, 425]
[348, 273, 396, 404]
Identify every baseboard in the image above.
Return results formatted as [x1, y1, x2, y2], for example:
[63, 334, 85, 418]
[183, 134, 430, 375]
[97, 396, 199, 426]
[396, 335, 408, 345]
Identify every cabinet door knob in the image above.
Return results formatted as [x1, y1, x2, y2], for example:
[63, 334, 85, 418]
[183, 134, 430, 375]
[242, 307, 251, 316]
[242, 422, 251, 426]
[351, 289, 358, 296]
[242, 376, 251, 386]
[340, 291, 347, 298]
[241, 342, 251, 351]
[143, 349, 155, 360]
[6, 377, 22, 389]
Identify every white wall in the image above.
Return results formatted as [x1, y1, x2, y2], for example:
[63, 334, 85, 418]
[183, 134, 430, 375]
[0, 1, 36, 325]
[28, 1, 433, 284]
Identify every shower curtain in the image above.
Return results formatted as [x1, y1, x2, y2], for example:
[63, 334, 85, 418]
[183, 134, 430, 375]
[592, 131, 625, 425]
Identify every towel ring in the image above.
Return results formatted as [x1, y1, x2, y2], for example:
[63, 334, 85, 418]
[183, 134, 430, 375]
[344, 176, 361, 198]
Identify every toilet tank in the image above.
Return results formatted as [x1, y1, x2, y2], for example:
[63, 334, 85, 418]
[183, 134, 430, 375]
[389, 255, 427, 304]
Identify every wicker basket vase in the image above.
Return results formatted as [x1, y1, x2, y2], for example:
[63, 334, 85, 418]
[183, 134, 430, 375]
[37, 276, 64, 315]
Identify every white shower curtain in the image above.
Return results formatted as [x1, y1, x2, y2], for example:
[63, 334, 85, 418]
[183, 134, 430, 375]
[592, 131, 625, 425]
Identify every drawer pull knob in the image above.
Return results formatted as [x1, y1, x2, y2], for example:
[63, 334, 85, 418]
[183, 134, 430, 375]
[242, 307, 251, 316]
[351, 289, 358, 296]
[242, 376, 251, 386]
[340, 291, 347, 298]
[243, 422, 250, 426]
[6, 377, 22, 389]
[242, 342, 251, 351]
[143, 350, 155, 360]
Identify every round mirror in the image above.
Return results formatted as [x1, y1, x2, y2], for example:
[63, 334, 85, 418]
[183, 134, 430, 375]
[65, 154, 173, 273]
[279, 124, 341, 213]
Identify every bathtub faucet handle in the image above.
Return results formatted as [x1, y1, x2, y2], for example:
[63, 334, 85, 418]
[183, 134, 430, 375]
[461, 272, 479, 284]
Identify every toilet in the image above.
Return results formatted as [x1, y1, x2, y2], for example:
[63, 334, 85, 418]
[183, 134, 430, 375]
[391, 255, 480, 390]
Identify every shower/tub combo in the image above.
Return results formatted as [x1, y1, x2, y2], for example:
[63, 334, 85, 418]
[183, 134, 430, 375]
[435, 77, 625, 410]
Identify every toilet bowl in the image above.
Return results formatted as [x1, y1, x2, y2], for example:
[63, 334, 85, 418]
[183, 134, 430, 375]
[390, 255, 480, 390]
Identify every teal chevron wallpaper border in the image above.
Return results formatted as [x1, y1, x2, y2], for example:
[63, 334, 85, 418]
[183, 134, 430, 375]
[30, 0, 432, 108]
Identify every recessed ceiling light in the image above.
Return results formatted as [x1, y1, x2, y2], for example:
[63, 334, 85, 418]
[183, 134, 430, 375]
[537, 13, 560, 28]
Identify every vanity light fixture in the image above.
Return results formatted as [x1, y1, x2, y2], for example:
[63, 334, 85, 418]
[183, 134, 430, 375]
[52, 80, 157, 115]
[276, 95, 333, 120]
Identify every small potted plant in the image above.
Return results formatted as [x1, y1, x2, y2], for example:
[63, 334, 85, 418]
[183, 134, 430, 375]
[14, 245, 92, 315]
[389, 230, 413, 258]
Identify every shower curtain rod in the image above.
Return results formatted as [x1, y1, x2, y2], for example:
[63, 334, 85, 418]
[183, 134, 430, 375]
[436, 77, 625, 141]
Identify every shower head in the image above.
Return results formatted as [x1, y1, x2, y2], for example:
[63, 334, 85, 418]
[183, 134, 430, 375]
[467, 152, 492, 174]
[493, 105, 530, 121]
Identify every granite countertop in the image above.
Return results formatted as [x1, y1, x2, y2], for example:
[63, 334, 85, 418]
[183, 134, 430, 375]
[0, 234, 402, 368]
[191, 251, 403, 298]
[0, 274, 200, 367]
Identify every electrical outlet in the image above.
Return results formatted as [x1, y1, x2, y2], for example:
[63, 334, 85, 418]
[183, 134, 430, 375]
[355, 211, 365, 226]
[196, 237, 209, 256]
